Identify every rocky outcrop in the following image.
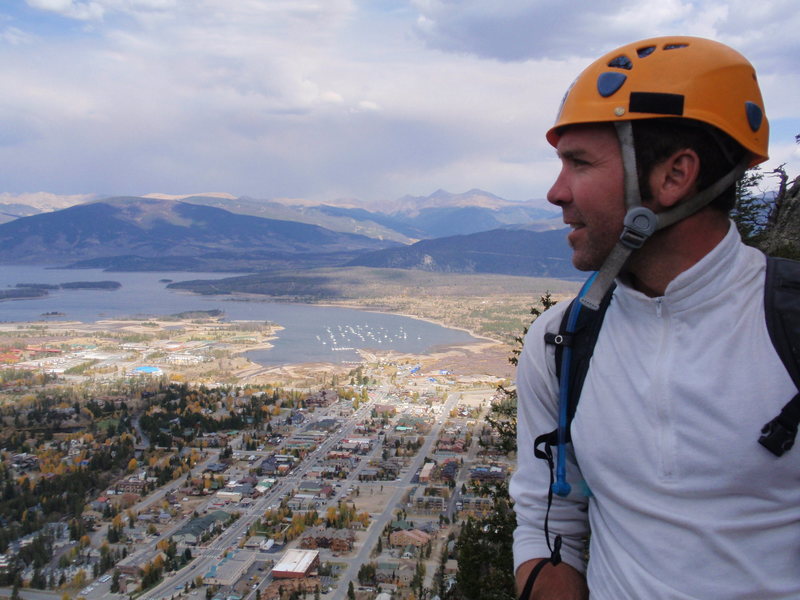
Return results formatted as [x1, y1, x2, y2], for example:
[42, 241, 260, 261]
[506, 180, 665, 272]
[760, 176, 800, 260]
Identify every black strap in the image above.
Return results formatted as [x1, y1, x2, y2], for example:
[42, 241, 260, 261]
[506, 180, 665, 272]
[759, 392, 800, 456]
[522, 431, 564, 600]
[759, 256, 800, 456]
[544, 285, 616, 440]
[518, 556, 553, 600]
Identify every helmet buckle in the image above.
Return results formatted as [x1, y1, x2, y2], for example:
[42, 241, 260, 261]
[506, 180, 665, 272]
[620, 206, 658, 249]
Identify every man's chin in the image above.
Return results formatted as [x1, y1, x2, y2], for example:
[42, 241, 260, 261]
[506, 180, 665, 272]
[571, 255, 602, 272]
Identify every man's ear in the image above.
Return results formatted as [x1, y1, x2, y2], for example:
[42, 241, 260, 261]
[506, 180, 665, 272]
[648, 148, 701, 209]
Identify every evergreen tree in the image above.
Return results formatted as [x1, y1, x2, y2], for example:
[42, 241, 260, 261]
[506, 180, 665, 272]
[732, 167, 770, 246]
[455, 496, 516, 600]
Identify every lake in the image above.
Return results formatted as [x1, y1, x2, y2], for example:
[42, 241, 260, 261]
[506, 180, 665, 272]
[0, 266, 479, 366]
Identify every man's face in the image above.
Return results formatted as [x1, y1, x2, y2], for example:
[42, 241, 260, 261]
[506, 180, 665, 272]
[547, 124, 626, 271]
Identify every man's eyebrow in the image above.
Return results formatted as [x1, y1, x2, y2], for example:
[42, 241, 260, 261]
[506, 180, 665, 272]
[556, 148, 590, 160]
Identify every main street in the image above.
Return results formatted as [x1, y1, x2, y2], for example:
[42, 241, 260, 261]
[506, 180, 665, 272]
[329, 390, 462, 600]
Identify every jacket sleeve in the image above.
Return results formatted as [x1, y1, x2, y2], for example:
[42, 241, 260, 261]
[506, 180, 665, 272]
[510, 302, 590, 574]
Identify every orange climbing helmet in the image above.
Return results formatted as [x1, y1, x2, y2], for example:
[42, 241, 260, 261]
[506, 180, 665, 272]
[546, 36, 769, 167]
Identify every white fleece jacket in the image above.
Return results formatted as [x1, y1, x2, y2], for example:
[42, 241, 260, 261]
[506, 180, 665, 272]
[510, 224, 800, 599]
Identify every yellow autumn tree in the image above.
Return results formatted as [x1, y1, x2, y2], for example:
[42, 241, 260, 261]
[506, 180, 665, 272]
[326, 506, 338, 524]
[127, 458, 138, 472]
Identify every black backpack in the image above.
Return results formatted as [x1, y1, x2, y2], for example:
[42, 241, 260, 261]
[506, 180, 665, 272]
[546, 255, 800, 457]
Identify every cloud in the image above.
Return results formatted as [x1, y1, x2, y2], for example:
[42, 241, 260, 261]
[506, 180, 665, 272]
[0, 26, 35, 45]
[410, 0, 682, 61]
[0, 0, 797, 203]
[26, 0, 105, 21]
[410, 0, 800, 69]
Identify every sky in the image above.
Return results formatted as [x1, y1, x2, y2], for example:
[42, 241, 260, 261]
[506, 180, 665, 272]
[1, 0, 799, 207]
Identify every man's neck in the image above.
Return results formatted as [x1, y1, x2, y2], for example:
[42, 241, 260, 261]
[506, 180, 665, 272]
[624, 211, 731, 297]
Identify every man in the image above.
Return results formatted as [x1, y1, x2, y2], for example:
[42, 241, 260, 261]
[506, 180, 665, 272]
[510, 36, 799, 599]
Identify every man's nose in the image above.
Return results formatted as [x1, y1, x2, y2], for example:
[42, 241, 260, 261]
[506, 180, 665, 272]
[546, 169, 570, 207]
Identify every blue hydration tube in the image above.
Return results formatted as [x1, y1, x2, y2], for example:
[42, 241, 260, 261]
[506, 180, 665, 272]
[552, 272, 598, 497]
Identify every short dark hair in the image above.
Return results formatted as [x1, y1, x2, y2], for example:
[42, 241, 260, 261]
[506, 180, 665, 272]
[632, 118, 747, 212]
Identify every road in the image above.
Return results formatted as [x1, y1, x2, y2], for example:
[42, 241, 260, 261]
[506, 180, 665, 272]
[329, 390, 462, 600]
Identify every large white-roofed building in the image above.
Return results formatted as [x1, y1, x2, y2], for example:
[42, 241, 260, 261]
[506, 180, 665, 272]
[272, 549, 320, 579]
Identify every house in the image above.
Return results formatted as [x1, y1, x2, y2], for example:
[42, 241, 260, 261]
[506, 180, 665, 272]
[389, 529, 432, 548]
[375, 561, 400, 584]
[115, 478, 147, 495]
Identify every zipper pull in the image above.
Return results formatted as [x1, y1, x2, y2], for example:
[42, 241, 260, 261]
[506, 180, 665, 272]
[655, 298, 663, 318]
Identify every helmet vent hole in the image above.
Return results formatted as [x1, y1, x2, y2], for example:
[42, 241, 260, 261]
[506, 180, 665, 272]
[663, 43, 689, 50]
[597, 72, 628, 97]
[608, 55, 633, 70]
[745, 102, 763, 132]
[637, 46, 656, 58]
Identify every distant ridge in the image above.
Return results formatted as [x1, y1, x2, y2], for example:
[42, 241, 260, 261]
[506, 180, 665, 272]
[0, 196, 398, 270]
[347, 228, 580, 279]
[143, 192, 237, 201]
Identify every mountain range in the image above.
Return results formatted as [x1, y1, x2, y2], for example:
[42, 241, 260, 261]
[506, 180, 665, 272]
[0, 191, 575, 278]
[145, 188, 560, 242]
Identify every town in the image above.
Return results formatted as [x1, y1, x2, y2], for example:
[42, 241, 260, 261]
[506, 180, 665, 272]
[0, 315, 518, 600]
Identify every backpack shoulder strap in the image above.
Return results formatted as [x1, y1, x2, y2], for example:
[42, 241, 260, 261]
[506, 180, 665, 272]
[758, 256, 800, 457]
[544, 284, 616, 431]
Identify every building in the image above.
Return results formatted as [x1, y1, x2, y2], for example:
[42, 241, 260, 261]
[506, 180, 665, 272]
[389, 529, 432, 548]
[115, 478, 147, 495]
[272, 549, 320, 579]
[469, 463, 508, 483]
[410, 486, 447, 512]
[203, 549, 256, 586]
[216, 490, 242, 503]
[419, 462, 435, 483]
[299, 527, 355, 553]
[172, 510, 229, 546]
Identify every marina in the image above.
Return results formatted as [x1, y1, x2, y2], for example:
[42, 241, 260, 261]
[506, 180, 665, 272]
[0, 266, 479, 366]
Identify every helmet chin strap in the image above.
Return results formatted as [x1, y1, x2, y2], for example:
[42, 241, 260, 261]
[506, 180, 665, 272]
[579, 121, 750, 310]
